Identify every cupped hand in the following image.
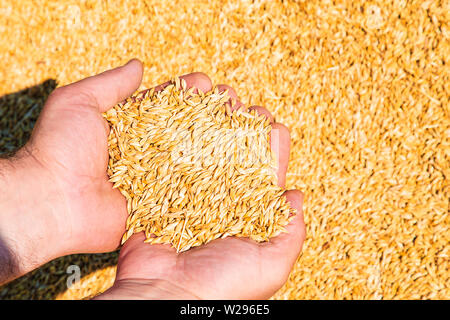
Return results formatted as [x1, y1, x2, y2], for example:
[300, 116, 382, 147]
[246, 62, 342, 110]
[97, 74, 306, 300]
[20, 60, 144, 254]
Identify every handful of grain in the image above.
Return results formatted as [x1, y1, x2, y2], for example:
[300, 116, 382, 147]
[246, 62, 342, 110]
[104, 78, 295, 252]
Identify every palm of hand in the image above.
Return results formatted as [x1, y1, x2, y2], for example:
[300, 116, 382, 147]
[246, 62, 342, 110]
[115, 221, 304, 299]
[26, 100, 126, 253]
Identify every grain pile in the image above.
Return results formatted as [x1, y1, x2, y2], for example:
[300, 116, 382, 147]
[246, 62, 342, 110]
[105, 79, 293, 251]
[0, 0, 448, 300]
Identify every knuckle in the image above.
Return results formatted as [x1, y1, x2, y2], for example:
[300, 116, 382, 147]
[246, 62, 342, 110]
[191, 71, 211, 82]
[191, 72, 212, 90]
[271, 122, 289, 134]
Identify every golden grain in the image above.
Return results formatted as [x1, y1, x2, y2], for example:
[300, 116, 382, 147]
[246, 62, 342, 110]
[104, 79, 293, 251]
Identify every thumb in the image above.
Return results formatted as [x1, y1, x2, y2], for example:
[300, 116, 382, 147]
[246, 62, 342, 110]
[51, 59, 143, 112]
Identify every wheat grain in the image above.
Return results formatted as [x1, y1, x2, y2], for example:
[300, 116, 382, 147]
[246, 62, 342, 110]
[104, 78, 294, 252]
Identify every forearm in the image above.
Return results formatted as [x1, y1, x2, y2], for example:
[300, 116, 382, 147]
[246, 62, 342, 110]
[0, 152, 68, 285]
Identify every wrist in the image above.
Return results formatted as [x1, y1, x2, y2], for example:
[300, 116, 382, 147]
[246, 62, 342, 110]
[0, 148, 70, 282]
[94, 279, 200, 300]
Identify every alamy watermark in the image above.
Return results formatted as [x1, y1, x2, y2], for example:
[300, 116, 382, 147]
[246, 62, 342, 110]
[66, 264, 81, 291]
[168, 126, 278, 169]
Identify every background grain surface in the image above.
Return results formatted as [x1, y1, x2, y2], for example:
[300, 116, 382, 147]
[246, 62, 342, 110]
[0, 0, 448, 299]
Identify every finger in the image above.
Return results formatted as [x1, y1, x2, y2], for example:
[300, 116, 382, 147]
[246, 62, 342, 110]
[151, 72, 212, 94]
[248, 105, 274, 123]
[270, 123, 290, 188]
[217, 84, 245, 111]
[50, 59, 144, 113]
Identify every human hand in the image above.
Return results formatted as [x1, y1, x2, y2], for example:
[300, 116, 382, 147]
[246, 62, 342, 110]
[0, 60, 144, 283]
[97, 74, 306, 300]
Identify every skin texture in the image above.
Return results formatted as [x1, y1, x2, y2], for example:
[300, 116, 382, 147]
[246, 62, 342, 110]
[0, 60, 305, 298]
[21, 61, 144, 254]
